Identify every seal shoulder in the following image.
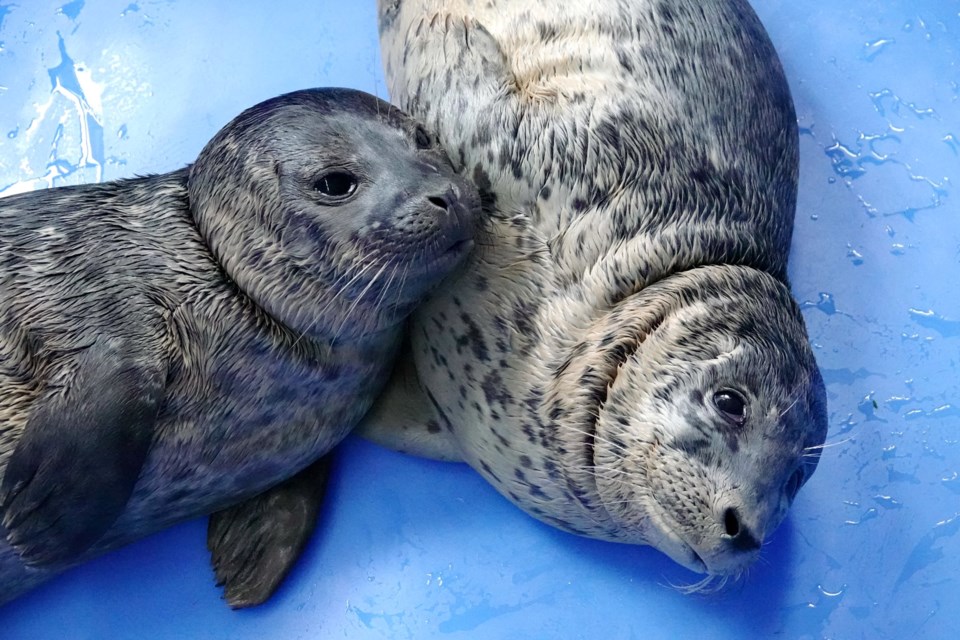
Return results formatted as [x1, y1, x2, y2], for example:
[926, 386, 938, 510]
[0, 330, 167, 566]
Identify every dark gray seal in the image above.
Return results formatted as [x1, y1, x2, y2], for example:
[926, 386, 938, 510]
[357, 0, 829, 581]
[0, 87, 478, 606]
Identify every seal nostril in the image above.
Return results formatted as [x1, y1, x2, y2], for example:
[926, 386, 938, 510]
[428, 196, 448, 211]
[722, 507, 762, 551]
[723, 507, 741, 537]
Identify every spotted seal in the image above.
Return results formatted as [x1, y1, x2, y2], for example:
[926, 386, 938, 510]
[0, 87, 478, 606]
[356, 0, 829, 579]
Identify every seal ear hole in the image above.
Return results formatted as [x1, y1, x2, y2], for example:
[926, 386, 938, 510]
[784, 467, 805, 501]
[414, 125, 432, 150]
[712, 389, 747, 426]
[314, 171, 358, 200]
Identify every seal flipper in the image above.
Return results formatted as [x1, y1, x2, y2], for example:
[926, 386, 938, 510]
[356, 339, 464, 462]
[0, 335, 166, 566]
[207, 456, 331, 609]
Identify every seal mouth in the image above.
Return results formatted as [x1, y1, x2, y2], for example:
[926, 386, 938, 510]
[431, 237, 474, 268]
[644, 496, 708, 574]
[443, 238, 474, 256]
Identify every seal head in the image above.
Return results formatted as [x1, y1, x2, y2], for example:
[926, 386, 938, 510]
[550, 266, 827, 575]
[190, 88, 476, 342]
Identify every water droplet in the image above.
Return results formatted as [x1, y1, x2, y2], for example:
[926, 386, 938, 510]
[862, 38, 895, 61]
[944, 134, 959, 155]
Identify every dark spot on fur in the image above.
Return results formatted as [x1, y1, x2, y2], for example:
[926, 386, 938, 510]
[529, 484, 548, 500]
[616, 48, 634, 74]
[673, 436, 709, 457]
[536, 21, 559, 41]
[459, 312, 490, 361]
[480, 460, 501, 483]
[481, 369, 509, 407]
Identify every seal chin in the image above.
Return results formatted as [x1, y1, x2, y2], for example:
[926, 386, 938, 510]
[433, 237, 475, 269]
[640, 498, 709, 574]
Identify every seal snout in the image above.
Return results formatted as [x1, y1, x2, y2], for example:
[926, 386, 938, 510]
[421, 178, 479, 255]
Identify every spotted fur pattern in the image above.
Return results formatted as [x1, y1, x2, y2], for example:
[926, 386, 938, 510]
[0, 88, 477, 602]
[371, 0, 828, 576]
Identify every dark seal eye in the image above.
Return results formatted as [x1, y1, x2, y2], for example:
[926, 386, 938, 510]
[713, 389, 747, 426]
[314, 171, 358, 199]
[414, 125, 432, 150]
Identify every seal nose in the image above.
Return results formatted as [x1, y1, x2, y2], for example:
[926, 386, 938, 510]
[427, 194, 450, 212]
[721, 507, 761, 552]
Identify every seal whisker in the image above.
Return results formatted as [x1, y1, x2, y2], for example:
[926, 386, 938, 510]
[804, 436, 853, 452]
[560, 424, 634, 457]
[290, 258, 381, 349]
[331, 261, 390, 345]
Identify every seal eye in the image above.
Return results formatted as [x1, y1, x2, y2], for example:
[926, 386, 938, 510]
[414, 125, 432, 150]
[713, 389, 747, 426]
[315, 171, 358, 199]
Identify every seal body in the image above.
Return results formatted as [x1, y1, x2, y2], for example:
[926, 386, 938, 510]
[365, 0, 828, 577]
[0, 88, 478, 603]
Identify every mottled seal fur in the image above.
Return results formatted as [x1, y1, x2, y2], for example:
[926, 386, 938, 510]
[358, 0, 829, 579]
[0, 87, 478, 606]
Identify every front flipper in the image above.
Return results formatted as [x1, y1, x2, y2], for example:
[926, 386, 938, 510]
[0, 335, 166, 566]
[207, 456, 332, 609]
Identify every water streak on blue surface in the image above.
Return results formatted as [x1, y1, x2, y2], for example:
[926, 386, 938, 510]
[909, 309, 960, 337]
[868, 88, 939, 120]
[895, 513, 960, 589]
[45, 32, 105, 183]
[819, 367, 882, 385]
[57, 0, 85, 21]
[904, 405, 960, 421]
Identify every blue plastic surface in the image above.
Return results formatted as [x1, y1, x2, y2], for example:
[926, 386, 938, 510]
[0, 1, 958, 638]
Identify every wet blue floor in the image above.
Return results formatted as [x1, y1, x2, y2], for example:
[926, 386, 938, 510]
[0, 1, 958, 638]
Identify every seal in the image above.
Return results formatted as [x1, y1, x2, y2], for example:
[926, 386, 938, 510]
[0, 87, 478, 607]
[359, 0, 829, 580]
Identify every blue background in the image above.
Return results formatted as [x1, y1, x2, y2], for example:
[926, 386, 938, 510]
[0, 1, 958, 638]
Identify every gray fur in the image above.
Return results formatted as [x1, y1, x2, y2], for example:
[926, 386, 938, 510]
[0, 88, 478, 603]
[363, 0, 828, 578]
